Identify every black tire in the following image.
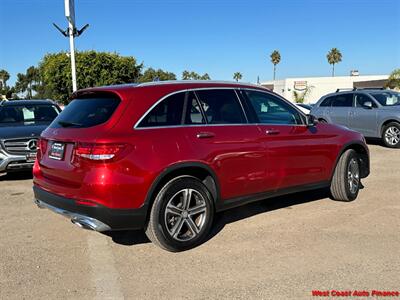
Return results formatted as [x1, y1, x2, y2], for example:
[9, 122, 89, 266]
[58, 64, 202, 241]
[145, 176, 214, 252]
[382, 122, 400, 148]
[330, 149, 361, 202]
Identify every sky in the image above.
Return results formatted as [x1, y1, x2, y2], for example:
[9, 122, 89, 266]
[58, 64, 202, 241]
[0, 0, 399, 85]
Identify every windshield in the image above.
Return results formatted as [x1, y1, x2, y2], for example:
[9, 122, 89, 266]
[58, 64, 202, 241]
[370, 91, 400, 106]
[0, 104, 60, 125]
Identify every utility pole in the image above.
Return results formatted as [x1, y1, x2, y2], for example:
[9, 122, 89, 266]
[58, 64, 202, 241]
[53, 0, 89, 92]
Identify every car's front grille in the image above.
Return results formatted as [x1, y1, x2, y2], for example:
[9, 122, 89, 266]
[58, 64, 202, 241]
[3, 138, 38, 154]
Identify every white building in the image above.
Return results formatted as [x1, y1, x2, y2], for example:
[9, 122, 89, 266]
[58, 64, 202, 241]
[261, 74, 389, 104]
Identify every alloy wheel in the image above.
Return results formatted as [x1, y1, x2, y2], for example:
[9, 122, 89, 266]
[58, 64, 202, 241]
[164, 188, 208, 242]
[347, 158, 360, 194]
[384, 126, 400, 146]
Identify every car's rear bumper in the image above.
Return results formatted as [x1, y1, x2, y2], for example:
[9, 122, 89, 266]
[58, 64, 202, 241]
[33, 185, 148, 231]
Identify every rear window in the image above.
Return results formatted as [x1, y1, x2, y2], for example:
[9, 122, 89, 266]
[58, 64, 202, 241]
[50, 97, 120, 128]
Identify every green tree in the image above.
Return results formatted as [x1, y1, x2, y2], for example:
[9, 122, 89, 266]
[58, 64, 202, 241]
[270, 50, 281, 80]
[327, 48, 342, 77]
[385, 69, 400, 90]
[233, 72, 243, 82]
[39, 51, 143, 103]
[0, 69, 10, 91]
[15, 66, 40, 99]
[182, 70, 211, 80]
[138, 67, 176, 83]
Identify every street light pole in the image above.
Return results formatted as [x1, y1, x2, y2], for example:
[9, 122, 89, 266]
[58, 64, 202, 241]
[68, 20, 77, 92]
[53, 0, 88, 94]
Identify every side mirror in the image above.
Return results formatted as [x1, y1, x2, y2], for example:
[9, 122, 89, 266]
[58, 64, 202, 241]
[306, 114, 317, 127]
[363, 101, 373, 109]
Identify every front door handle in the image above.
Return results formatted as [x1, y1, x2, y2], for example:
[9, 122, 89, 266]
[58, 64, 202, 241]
[196, 132, 215, 139]
[265, 129, 280, 135]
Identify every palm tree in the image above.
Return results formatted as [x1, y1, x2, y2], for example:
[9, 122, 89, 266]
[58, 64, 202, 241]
[270, 50, 281, 80]
[327, 48, 342, 77]
[0, 69, 10, 90]
[233, 72, 242, 82]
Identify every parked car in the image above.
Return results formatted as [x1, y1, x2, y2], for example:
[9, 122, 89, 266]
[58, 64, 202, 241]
[295, 103, 313, 114]
[0, 100, 61, 174]
[311, 89, 400, 148]
[33, 81, 370, 251]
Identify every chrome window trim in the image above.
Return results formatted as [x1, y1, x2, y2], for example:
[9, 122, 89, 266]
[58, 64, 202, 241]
[134, 87, 255, 129]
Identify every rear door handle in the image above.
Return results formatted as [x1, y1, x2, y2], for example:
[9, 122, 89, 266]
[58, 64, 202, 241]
[265, 129, 280, 135]
[196, 132, 215, 139]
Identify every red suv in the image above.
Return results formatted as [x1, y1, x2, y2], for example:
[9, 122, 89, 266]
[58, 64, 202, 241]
[33, 81, 370, 251]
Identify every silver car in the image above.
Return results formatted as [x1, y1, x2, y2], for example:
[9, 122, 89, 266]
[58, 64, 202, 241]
[311, 89, 400, 148]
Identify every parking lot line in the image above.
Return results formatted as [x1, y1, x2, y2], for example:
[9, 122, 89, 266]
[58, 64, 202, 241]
[87, 233, 124, 299]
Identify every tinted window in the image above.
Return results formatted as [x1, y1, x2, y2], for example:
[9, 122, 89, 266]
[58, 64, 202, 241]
[320, 97, 334, 107]
[0, 104, 60, 125]
[195, 89, 246, 124]
[185, 92, 205, 125]
[355, 94, 377, 108]
[370, 91, 400, 106]
[138, 92, 185, 127]
[331, 94, 353, 107]
[244, 90, 302, 125]
[51, 97, 120, 128]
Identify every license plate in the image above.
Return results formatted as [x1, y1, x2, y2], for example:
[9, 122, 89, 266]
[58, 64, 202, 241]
[49, 142, 65, 160]
[26, 152, 37, 162]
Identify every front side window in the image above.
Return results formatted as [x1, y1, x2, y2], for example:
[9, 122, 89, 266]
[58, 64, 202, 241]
[0, 104, 60, 125]
[370, 91, 400, 106]
[195, 89, 246, 124]
[244, 90, 302, 125]
[355, 94, 377, 108]
[138, 92, 185, 127]
[331, 94, 353, 107]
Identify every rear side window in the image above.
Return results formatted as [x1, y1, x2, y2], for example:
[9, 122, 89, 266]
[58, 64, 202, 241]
[185, 92, 206, 125]
[50, 96, 120, 128]
[320, 96, 334, 107]
[195, 89, 246, 124]
[138, 92, 185, 127]
[331, 94, 353, 107]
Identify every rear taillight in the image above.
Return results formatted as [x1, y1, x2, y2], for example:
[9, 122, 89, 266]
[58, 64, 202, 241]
[37, 138, 48, 159]
[74, 143, 127, 162]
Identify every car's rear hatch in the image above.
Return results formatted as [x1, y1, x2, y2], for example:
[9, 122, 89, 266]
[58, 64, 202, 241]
[37, 91, 128, 191]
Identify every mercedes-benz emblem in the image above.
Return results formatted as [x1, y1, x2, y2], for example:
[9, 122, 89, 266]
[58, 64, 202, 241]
[27, 139, 38, 151]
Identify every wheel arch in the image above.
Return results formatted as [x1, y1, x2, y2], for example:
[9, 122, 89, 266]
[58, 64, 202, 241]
[380, 119, 400, 135]
[143, 162, 221, 219]
[331, 141, 370, 180]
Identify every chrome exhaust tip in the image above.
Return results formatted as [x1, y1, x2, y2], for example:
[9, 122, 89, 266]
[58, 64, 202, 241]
[34, 198, 111, 232]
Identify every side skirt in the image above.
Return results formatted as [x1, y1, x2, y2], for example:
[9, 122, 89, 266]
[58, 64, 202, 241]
[215, 181, 330, 212]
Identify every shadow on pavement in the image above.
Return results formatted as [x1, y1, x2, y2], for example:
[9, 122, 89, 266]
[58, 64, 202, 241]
[0, 171, 33, 181]
[107, 188, 330, 247]
[365, 137, 384, 146]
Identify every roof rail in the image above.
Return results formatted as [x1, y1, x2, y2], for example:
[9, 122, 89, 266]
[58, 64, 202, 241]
[355, 87, 386, 90]
[335, 88, 355, 92]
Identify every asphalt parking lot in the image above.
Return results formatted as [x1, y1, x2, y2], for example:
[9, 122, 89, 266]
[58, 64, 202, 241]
[0, 144, 399, 299]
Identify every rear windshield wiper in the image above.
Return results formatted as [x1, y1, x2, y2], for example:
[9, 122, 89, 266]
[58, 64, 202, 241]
[58, 121, 83, 127]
